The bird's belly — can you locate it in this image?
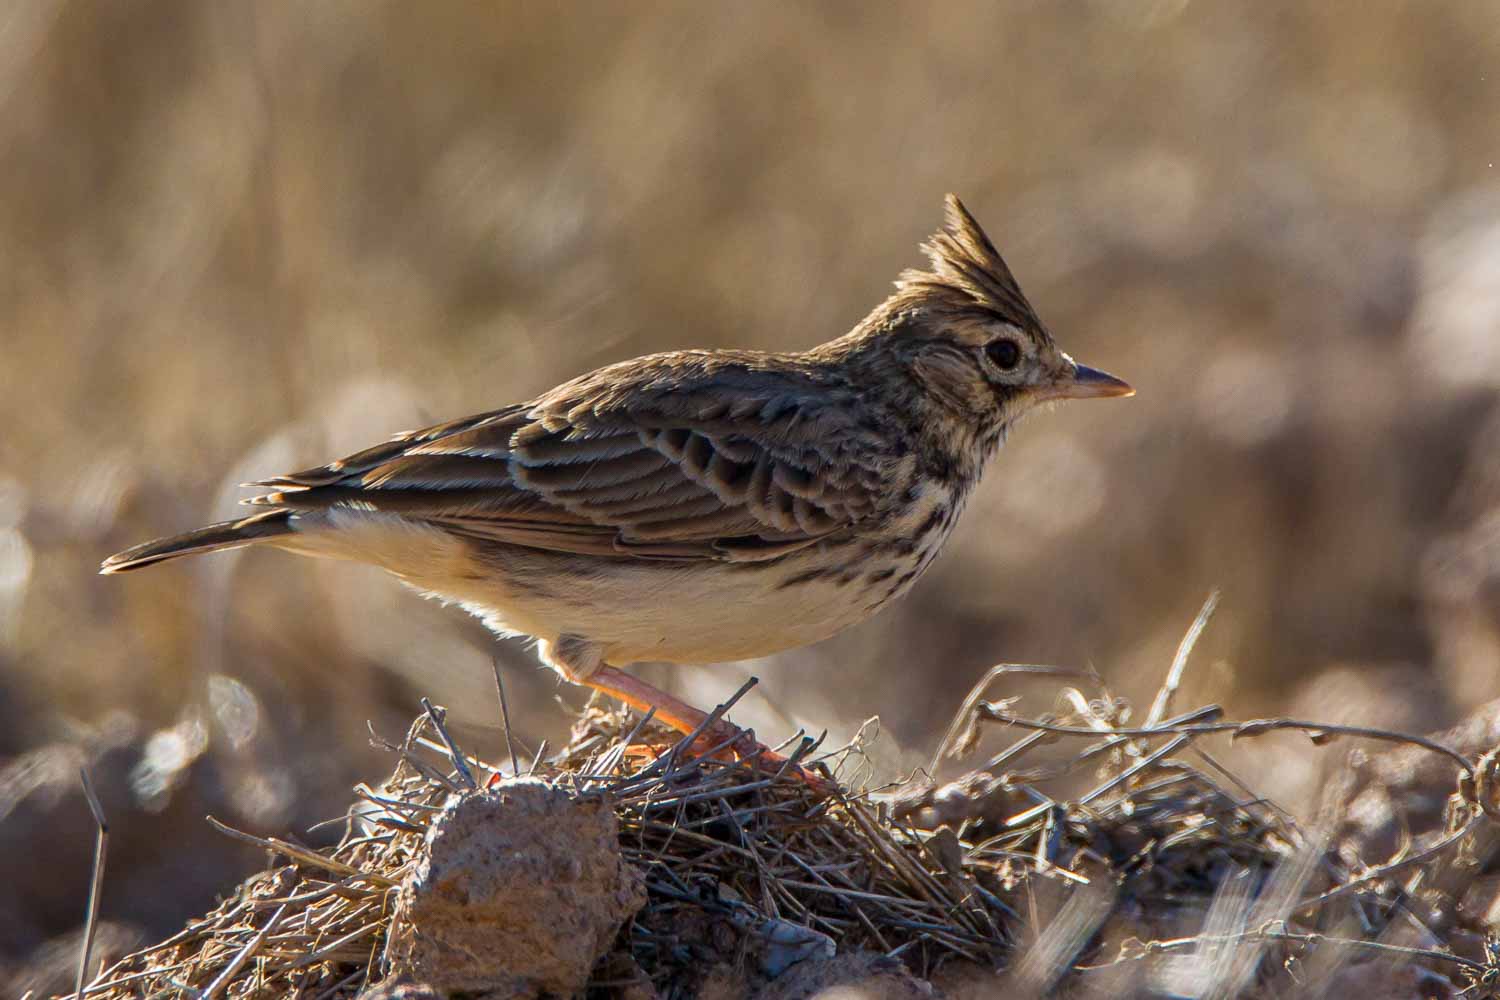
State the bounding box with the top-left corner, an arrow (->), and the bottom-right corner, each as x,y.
426,540 -> 927,667
283,497 -> 958,668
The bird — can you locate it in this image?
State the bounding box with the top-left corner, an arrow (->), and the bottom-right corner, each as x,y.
101,194 -> 1132,777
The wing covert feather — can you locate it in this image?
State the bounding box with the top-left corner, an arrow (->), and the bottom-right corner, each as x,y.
248,354 -> 899,561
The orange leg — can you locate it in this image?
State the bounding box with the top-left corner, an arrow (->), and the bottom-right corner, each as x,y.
585,665 -> 835,794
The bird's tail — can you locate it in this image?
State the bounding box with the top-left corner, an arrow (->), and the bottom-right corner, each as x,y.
100,509 -> 296,574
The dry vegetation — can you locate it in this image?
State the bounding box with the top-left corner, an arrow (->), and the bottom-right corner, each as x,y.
3,2 -> 1500,996
65,626 -> 1500,998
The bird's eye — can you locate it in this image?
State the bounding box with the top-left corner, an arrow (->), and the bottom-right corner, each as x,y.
985,338 -> 1021,371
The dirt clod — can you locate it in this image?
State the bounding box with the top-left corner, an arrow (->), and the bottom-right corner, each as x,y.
386,778 -> 645,998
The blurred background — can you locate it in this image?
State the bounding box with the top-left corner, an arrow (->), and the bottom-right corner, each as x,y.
2,0 -> 1499,985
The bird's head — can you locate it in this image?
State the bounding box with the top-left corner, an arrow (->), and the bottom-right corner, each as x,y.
853,194 -> 1132,440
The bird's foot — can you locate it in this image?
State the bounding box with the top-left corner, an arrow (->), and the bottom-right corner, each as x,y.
587,665 -> 837,796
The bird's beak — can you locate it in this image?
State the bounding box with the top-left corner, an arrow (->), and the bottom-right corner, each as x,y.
1043,363 -> 1135,401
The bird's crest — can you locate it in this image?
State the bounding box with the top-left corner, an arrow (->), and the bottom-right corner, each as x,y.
894,194 -> 1047,337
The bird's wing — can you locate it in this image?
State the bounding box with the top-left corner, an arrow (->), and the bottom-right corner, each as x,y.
248,354 -> 894,562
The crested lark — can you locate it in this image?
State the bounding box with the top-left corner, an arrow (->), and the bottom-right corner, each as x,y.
102,195 -> 1131,769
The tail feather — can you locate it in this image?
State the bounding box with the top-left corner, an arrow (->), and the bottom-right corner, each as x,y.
100,509 -> 296,574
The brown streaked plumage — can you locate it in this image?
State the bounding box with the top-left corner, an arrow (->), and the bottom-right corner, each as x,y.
101,195 -> 1132,778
